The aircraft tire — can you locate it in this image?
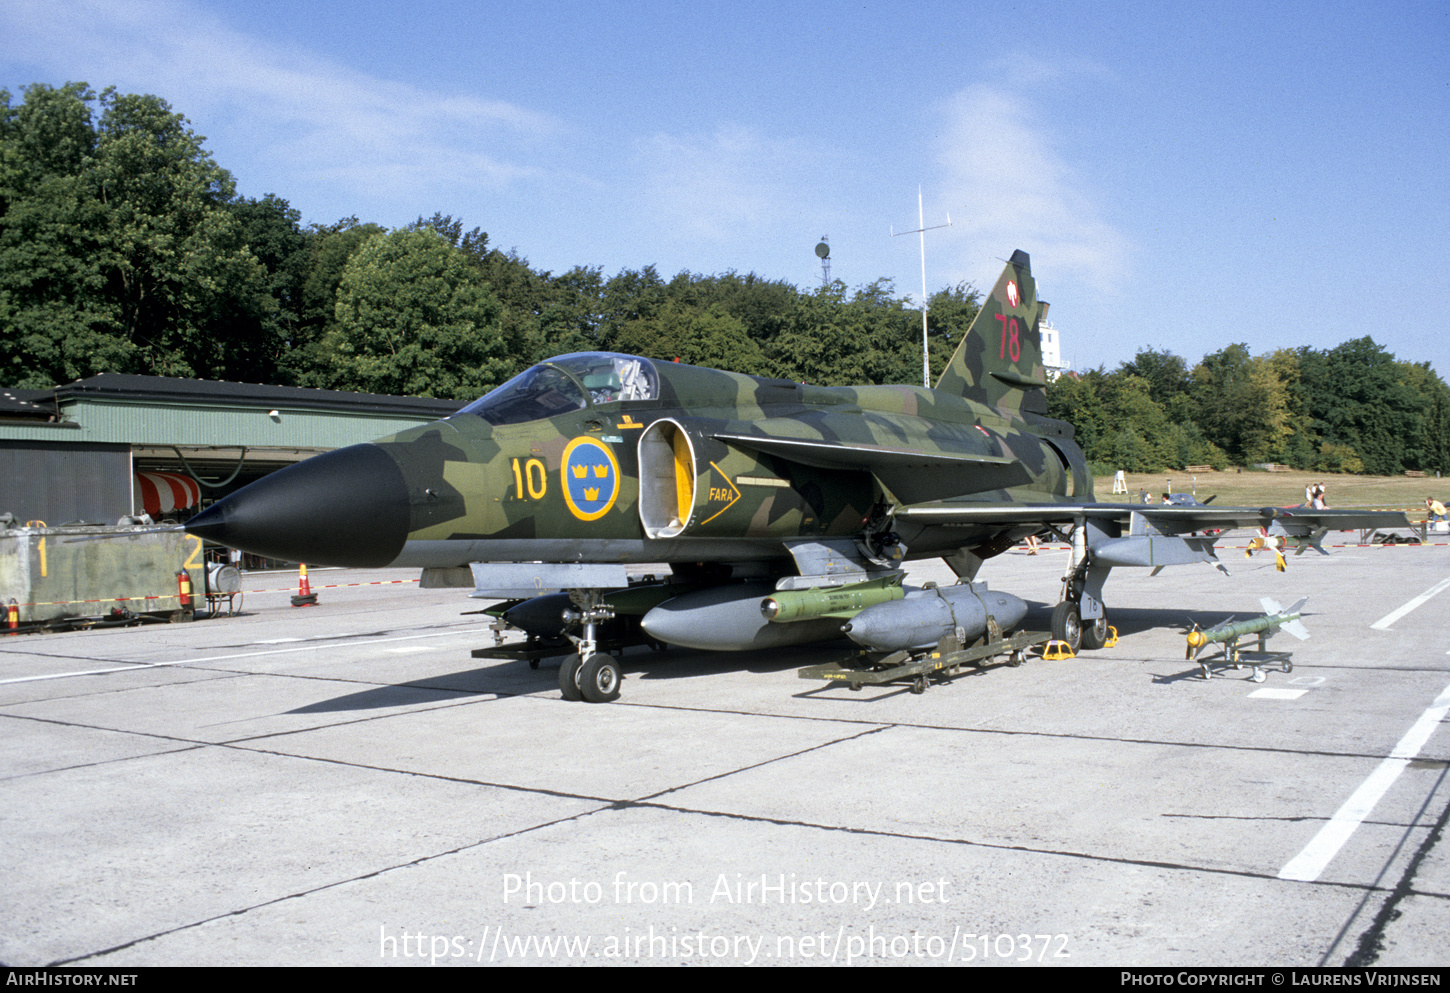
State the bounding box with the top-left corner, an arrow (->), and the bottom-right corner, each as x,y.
558,654 -> 584,701
579,654 -> 622,703
1051,602 -> 1082,654
1080,613 -> 1110,651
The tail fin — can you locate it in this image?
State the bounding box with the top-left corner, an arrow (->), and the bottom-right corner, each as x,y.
1261,596 -> 1311,641
935,249 -> 1048,414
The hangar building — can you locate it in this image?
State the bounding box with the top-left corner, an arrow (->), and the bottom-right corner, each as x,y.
0,375 -> 463,527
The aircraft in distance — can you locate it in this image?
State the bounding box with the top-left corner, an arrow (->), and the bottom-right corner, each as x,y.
186,250 -> 1408,702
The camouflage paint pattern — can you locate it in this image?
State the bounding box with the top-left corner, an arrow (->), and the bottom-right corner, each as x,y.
189,249 -> 1409,579
351,250 -> 1086,570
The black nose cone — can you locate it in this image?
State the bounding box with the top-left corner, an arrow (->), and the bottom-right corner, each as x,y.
187,444 -> 410,567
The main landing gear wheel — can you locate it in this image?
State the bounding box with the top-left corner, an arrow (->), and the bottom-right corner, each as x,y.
558,654 -> 584,701
579,653 -> 622,703
1080,613 -> 1110,651
1051,602 -> 1082,654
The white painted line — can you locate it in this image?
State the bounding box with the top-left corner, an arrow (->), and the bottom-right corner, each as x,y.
1371,576 -> 1450,630
1249,688 -> 1307,700
0,630 -> 473,685
1278,679 -> 1450,882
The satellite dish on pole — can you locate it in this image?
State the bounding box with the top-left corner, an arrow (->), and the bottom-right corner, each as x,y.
815,236 -> 831,286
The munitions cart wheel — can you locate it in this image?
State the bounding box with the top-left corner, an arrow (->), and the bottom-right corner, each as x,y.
558,653 -> 584,701
1251,669 -> 1266,683
849,682 -> 862,691
1080,613 -> 1110,651
1282,661 -> 1293,674
911,675 -> 927,694
579,653 -> 622,703
529,659 -> 540,669
1051,601 -> 1082,654
1008,651 -> 1023,667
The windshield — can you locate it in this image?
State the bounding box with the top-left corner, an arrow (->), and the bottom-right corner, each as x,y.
454,353 -> 658,426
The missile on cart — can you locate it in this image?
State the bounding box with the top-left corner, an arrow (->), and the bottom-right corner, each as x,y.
761,576 -> 905,623
1185,597 -> 1308,659
842,584 -> 1028,654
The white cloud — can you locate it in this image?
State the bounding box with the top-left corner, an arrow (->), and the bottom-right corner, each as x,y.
1,0 -> 560,201
634,124 -> 820,244
936,84 -> 1130,293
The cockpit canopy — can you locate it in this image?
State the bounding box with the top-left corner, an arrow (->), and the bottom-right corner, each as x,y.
453,353 -> 659,426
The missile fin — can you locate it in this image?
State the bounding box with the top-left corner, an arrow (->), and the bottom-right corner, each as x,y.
1280,619 -> 1310,641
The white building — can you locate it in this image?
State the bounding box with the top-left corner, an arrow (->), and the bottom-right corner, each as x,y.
1040,317 -> 1070,381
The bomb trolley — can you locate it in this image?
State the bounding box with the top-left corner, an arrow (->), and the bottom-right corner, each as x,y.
1191,642 -> 1295,684
1185,596 -> 1307,683
799,628 -> 1052,695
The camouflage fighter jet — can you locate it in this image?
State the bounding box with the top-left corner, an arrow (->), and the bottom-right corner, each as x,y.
186,250 -> 1408,701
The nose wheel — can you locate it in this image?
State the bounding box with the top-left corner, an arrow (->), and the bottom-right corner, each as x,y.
558,653 -> 584,701
557,652 -> 622,702
579,654 -> 622,702
556,589 -> 625,702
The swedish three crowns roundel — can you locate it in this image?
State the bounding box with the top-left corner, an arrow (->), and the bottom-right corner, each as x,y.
561,437 -> 621,521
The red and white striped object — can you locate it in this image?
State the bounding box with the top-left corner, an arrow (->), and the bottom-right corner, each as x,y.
133,472 -> 202,516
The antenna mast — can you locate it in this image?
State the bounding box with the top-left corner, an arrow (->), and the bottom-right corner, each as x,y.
891,187 -> 952,388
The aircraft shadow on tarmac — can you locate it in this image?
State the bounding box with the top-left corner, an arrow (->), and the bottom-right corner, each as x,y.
1021,601 -> 1262,638
287,602 -> 1299,713
286,680 -> 493,714
285,640 -> 845,713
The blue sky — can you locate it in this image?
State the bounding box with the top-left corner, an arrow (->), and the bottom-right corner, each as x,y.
4,0 -> 1447,378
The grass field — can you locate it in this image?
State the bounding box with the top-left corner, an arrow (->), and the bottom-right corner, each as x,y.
1097,468 -> 1445,517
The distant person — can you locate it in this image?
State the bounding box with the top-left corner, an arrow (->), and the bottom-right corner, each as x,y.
1024,535 -> 1039,555
1311,483 -> 1327,509
1161,493 -> 1172,504
1428,497 -> 1447,522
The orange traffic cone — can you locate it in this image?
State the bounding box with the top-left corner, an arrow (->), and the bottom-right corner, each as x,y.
291,563 -> 318,607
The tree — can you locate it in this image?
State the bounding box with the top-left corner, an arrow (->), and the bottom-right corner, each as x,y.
766,279 -> 921,386
1047,370 -> 1108,464
1400,361 -> 1450,474
275,215 -> 385,387
1190,344 -> 1293,464
0,83 -> 271,386
326,227 -> 511,399
927,282 -> 981,383
1303,338 -> 1420,476
1120,348 -> 1192,423
0,83 -> 120,386
90,88 -> 269,379
610,302 -> 767,373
